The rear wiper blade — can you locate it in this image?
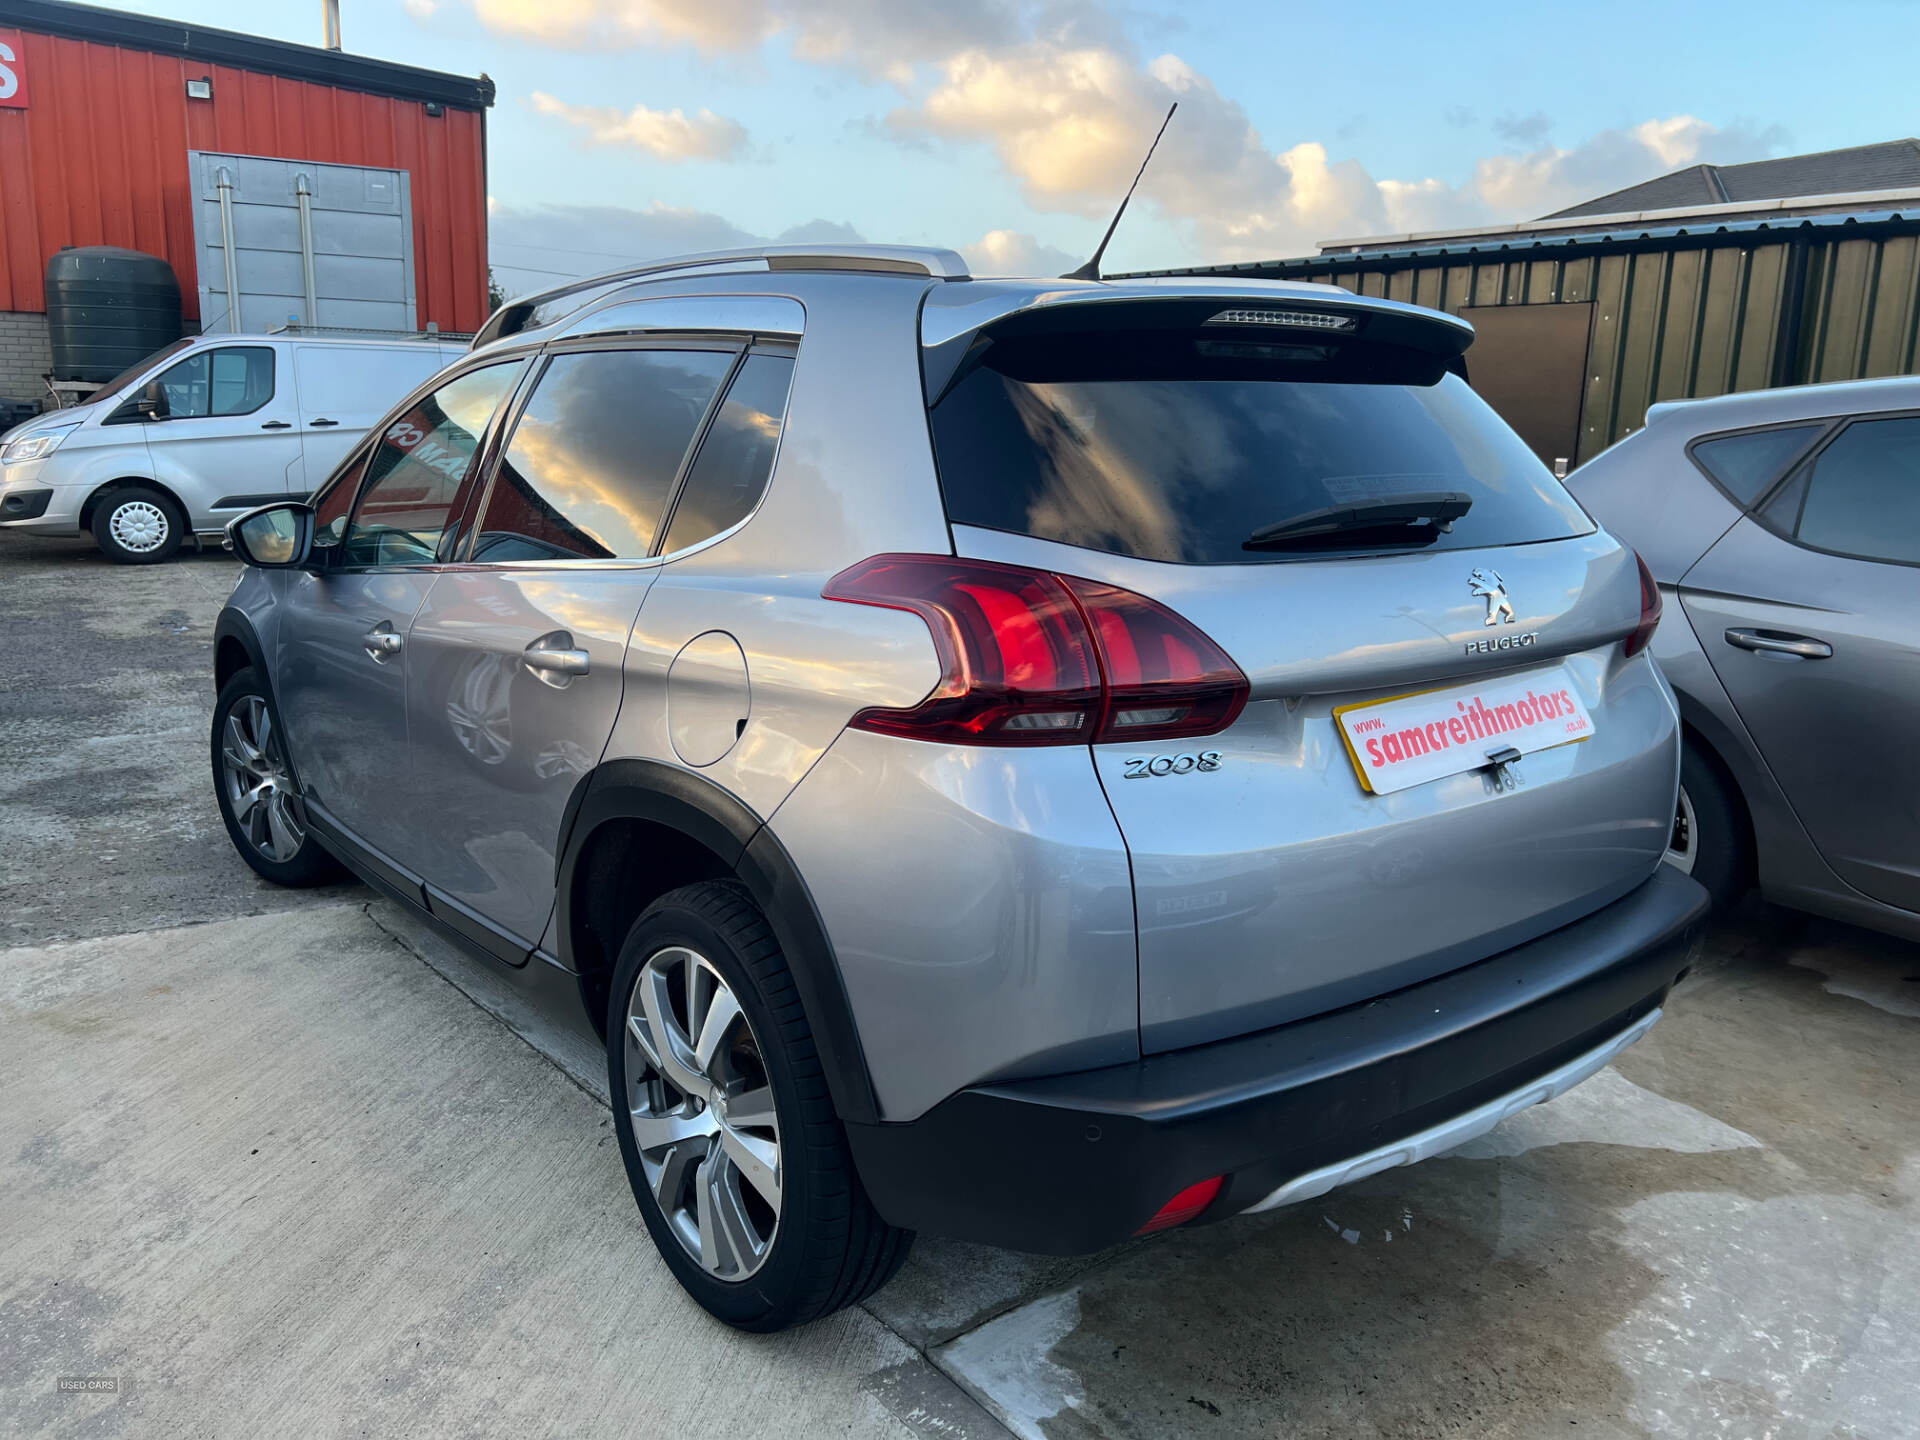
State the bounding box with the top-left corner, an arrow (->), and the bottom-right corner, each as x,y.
1243,491 -> 1473,549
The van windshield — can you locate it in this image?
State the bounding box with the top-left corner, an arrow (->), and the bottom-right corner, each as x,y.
928,329 -> 1593,564
95,338 -> 195,401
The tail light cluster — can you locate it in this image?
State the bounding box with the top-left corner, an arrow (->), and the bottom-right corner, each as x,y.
823,554 -> 1249,747
1624,550 -> 1663,657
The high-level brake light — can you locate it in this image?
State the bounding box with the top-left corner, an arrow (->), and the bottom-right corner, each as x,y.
823,555 -> 1249,747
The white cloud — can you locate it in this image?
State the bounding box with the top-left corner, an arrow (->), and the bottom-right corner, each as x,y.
530,92 -> 748,162
962,229 -> 1078,276
470,0 -> 1017,77
404,0 -> 438,17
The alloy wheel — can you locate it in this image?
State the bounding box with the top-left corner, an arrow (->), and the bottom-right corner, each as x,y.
220,695 -> 306,862
108,499 -> 170,554
1664,783 -> 1698,875
624,946 -> 782,1280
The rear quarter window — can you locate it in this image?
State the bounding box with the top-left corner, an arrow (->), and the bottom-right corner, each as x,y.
928,329 -> 1592,564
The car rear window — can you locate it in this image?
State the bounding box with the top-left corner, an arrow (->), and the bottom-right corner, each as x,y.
1690,424 -> 1824,505
927,329 -> 1593,564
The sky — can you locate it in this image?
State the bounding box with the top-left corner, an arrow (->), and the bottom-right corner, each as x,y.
114,0 -> 1920,298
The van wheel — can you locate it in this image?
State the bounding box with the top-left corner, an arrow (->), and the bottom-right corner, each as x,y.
212,668 -> 343,887
92,485 -> 185,564
607,881 -> 912,1331
1663,737 -> 1751,911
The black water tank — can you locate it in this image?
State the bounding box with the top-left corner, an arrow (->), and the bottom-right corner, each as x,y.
45,246 -> 184,383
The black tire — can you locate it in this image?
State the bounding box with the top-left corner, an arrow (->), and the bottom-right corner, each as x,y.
607,880 -> 912,1331
211,667 -> 343,887
91,485 -> 186,564
1668,736 -> 1752,911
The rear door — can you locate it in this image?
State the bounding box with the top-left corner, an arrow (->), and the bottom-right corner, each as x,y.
1679,413 -> 1920,913
401,341 -> 741,953
292,343 -> 449,491
928,307 -> 1673,1051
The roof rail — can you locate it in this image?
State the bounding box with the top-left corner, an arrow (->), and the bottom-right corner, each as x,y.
473,244 -> 969,349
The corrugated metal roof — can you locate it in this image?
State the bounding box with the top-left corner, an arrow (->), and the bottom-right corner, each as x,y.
1118,206 -> 1920,279
1547,138 -> 1920,218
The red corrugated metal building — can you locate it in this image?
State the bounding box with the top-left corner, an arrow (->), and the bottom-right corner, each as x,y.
0,0 -> 491,402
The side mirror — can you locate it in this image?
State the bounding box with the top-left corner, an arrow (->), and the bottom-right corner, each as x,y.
135,382 -> 170,420
227,502 -> 314,569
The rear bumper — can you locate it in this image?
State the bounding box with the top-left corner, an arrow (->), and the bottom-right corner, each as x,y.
845,863 -> 1708,1254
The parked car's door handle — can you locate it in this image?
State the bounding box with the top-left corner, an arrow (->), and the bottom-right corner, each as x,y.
523,643 -> 590,680
309,418 -> 340,427
363,624 -> 403,661
261,420 -> 292,430
1725,627 -> 1832,659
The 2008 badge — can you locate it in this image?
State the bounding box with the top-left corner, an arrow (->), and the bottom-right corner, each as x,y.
1122,750 -> 1222,779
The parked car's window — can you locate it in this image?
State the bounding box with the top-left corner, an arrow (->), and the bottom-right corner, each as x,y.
470,349 -> 734,561
928,329 -> 1592,563
661,353 -> 794,554
341,363 -> 523,567
310,449 -> 369,547
150,346 -> 275,419
1691,425 -> 1824,505
1790,415 -> 1920,565
97,338 -> 193,401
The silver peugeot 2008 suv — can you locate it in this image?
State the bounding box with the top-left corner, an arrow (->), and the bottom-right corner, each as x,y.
210,245 -> 1708,1331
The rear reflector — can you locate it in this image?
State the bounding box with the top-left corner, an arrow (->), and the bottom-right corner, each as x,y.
824,554 -> 1248,746
1136,1175 -> 1225,1234
1624,550 -> 1662,657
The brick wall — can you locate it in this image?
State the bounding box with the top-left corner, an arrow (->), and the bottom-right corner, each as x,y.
0,311 -> 52,408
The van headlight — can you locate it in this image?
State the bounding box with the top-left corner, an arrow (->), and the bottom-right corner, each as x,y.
1,426 -> 76,464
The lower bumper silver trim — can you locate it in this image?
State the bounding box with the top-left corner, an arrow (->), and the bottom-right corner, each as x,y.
1241,1006 -> 1663,1214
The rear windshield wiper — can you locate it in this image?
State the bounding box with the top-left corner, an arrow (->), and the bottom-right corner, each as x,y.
1243,491 -> 1473,550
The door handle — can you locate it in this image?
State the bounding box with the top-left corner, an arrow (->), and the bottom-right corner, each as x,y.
363,624 -> 403,662
309,418 -> 340,428
1725,627 -> 1832,659
261,420 -> 292,430
523,644 -> 590,680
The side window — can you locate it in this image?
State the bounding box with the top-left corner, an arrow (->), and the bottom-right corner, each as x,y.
470,348 -> 734,562
309,448 -> 369,549
1691,424 -> 1824,506
152,346 -> 275,419
661,352 -> 795,554
341,363 -> 523,567
1789,415 -> 1920,565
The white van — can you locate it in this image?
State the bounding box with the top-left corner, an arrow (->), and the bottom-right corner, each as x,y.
0,331 -> 466,562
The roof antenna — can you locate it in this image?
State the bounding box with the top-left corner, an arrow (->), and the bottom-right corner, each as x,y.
1062,102 -> 1177,281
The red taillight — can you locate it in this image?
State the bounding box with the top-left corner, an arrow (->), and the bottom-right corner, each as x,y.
1136,1175 -> 1225,1234
1624,550 -> 1662,657
824,554 -> 1249,747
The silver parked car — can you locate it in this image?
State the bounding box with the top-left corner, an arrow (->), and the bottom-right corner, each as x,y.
210,245 -> 1706,1330
1570,377 -> 1920,941
0,331 -> 464,562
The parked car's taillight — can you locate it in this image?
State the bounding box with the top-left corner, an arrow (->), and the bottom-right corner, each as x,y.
1624,550 -> 1662,657
824,554 -> 1249,746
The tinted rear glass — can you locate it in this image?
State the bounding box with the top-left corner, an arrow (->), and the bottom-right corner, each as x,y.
928,332 -> 1592,564
1690,424 -> 1823,504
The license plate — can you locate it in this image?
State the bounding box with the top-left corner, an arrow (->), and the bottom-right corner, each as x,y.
1334,665 -> 1594,795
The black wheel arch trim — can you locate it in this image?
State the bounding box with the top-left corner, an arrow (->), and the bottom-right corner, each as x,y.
555,758 -> 881,1127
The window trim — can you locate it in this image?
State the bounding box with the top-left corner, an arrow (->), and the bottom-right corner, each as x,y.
453,335 -> 769,569
1744,408 -> 1920,570
324,356 -> 532,573
1680,415 -> 1838,512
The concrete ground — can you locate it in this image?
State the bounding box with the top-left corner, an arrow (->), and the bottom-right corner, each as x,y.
2,529 -> 1916,1439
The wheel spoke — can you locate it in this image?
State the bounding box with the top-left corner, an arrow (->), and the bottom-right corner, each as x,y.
253,703 -> 275,763
265,793 -> 301,858
630,1108 -> 716,1154
639,965 -> 708,1098
725,1086 -> 775,1128
651,1136 -> 707,1211
626,1011 -> 665,1076
711,1155 -> 765,1271
223,714 -> 260,772
715,1120 -> 781,1212
693,986 -> 742,1078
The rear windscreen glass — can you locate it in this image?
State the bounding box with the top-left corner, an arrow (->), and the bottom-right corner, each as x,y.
928,331 -> 1593,564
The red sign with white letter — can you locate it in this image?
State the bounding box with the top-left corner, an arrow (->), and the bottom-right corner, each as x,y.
0,30 -> 27,109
